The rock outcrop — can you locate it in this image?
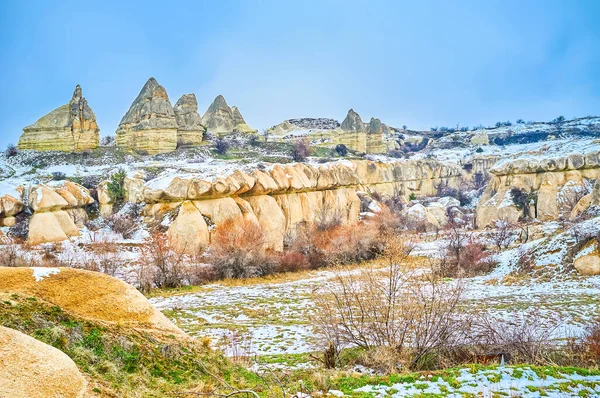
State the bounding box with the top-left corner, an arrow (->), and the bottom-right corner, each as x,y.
26,182 -> 94,245
340,109 -> 366,132
0,183 -> 25,227
0,267 -> 184,335
267,110 -> 388,154
475,152 -> 600,228
174,94 -> 204,147
18,85 -> 99,152
201,95 -> 255,135
574,239 -> 600,276
0,325 -> 87,398
137,159 -> 461,254
116,77 -> 178,154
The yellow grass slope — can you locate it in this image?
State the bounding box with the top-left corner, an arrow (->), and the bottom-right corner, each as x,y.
0,267 -> 184,336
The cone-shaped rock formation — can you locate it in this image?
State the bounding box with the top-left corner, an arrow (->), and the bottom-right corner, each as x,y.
18,85 -> 100,152
116,77 -> 178,154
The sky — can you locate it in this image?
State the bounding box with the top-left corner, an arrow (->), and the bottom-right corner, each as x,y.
1,0 -> 599,147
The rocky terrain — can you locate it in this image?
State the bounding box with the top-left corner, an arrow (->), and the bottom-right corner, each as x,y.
2,103 -> 600,396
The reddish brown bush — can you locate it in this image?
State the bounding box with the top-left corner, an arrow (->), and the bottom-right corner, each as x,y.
277,252 -> 310,273
584,323 -> 600,360
210,218 -> 275,279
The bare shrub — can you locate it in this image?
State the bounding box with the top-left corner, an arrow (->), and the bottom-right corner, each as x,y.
141,232 -> 187,289
0,238 -> 26,267
583,322 -> 600,360
210,218 -> 275,279
5,143 -> 18,157
276,252 -> 310,273
470,311 -> 562,365
491,218 -> 517,250
85,241 -> 122,276
313,236 -> 466,370
436,224 -> 495,277
291,139 -> 311,162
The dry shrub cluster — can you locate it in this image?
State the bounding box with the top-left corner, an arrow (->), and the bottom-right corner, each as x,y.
314,236 -> 467,371
434,222 -> 496,278
314,240 -> 600,372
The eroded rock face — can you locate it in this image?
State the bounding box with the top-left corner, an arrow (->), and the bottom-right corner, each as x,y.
116,77 -> 178,154
140,159 -> 462,252
201,95 -> 255,135
0,325 -> 87,398
174,93 -> 204,147
475,152 -> 600,228
18,85 -> 99,152
26,182 -> 94,245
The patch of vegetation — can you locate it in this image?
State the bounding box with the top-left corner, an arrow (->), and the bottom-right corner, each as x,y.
0,293 -> 259,397
107,168 -> 127,203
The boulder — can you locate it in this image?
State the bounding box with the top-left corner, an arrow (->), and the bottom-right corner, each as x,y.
470,133 -> 489,145
27,211 -> 79,245
193,197 -> 243,226
0,267 -> 184,335
570,194 -> 592,220
18,84 -> 99,152
116,77 -> 178,154
168,201 -> 209,254
0,184 -> 25,217
29,185 -> 68,212
174,93 -> 204,147
574,240 -> 600,276
0,326 -> 87,398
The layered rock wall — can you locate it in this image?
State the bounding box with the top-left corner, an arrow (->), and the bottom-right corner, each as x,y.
133,159 -> 462,253
475,152 -> 600,228
116,77 -> 178,154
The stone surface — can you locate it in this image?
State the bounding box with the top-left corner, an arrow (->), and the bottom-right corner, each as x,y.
574,240 -> 600,276
0,325 -> 87,398
201,95 -> 255,135
18,85 -> 99,152
168,201 -> 209,255
0,267 -> 184,335
116,77 -> 178,154
174,93 -> 204,147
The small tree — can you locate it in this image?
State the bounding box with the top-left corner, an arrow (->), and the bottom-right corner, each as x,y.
214,138 -> 230,155
492,218 -> 516,250
334,144 -> 348,157
291,139 -> 310,162
107,169 -> 127,203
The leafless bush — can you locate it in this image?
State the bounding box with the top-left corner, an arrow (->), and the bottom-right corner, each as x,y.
491,218 -> 517,250
315,201 -> 342,231
435,224 -> 495,277
0,238 -> 27,267
313,236 -> 466,370
140,232 -> 188,289
85,241 -> 122,276
108,213 -> 138,239
210,218 -> 275,279
470,311 -> 562,365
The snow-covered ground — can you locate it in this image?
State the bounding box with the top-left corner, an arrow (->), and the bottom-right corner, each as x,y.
355,366 -> 600,397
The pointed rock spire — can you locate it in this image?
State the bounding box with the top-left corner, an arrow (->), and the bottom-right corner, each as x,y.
116,77 -> 178,154
340,109 -> 366,132
201,95 -> 255,135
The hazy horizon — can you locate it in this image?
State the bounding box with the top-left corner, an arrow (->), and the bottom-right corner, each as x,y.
1,0 -> 599,147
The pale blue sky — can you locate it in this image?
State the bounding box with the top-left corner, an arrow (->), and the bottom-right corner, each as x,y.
1,0 -> 599,146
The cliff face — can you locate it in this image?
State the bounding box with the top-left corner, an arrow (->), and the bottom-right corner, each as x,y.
475,152 -> 600,228
114,159 -> 461,254
116,78 -> 178,154
18,85 -> 100,152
